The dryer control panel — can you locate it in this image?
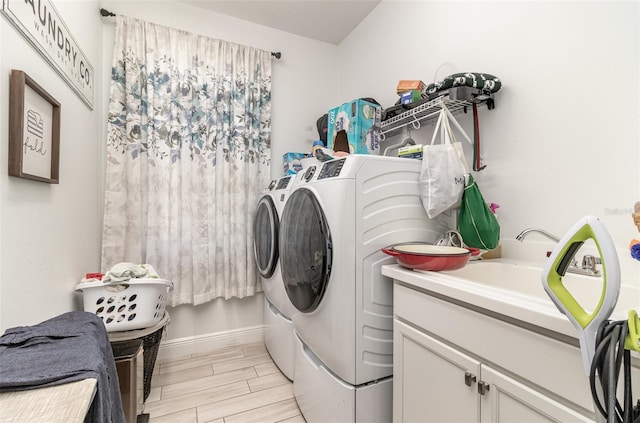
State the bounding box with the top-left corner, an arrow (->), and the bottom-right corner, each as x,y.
275,176 -> 292,189
318,158 -> 346,180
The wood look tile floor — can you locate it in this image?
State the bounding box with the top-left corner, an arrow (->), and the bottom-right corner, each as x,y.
144,342 -> 305,423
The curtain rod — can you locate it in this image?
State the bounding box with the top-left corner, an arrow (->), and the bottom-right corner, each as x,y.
99,8 -> 282,60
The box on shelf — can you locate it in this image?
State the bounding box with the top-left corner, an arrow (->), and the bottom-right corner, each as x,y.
400,90 -> 422,105
283,152 -> 311,175
398,144 -> 423,159
327,98 -> 381,155
396,80 -> 426,94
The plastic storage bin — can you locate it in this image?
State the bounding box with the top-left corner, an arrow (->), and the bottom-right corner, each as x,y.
75,278 -> 173,332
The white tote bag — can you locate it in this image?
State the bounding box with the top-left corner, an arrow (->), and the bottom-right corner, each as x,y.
419,108 -> 469,219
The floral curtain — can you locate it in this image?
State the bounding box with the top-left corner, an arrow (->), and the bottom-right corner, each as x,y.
102,16 -> 272,306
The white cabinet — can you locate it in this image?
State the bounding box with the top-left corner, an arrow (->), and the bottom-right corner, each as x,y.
394,319 -> 480,422
394,319 -> 592,423
392,281 -> 595,423
480,365 -> 591,422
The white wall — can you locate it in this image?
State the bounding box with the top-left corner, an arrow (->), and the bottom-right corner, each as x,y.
99,0 -> 340,341
0,1 -> 103,331
338,1 -> 639,255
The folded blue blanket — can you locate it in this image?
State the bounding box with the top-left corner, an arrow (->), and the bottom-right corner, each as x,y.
0,311 -> 125,423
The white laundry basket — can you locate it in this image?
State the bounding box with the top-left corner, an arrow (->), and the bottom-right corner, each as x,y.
75,278 -> 173,332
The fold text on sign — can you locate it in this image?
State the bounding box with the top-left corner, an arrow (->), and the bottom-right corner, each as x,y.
2,0 -> 94,109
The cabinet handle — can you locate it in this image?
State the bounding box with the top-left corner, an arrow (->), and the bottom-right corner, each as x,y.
477,381 -> 490,395
464,372 -> 476,386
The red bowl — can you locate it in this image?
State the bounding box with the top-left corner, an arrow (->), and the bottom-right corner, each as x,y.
382,243 -> 480,271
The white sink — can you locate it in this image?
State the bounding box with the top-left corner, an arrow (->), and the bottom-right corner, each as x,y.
438,259 -> 639,319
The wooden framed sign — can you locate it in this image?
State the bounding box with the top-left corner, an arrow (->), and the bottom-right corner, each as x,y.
1,0 -> 94,109
9,70 -> 61,184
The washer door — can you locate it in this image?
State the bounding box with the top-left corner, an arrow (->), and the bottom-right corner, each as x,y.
253,195 -> 279,278
280,188 -> 332,313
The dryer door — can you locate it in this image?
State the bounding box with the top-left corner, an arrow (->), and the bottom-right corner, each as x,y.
280,188 -> 332,313
253,195 -> 279,278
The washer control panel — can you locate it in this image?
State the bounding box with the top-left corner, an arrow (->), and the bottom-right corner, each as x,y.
318,158 -> 346,180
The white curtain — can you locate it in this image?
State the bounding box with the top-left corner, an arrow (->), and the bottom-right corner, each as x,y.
102,16 -> 272,306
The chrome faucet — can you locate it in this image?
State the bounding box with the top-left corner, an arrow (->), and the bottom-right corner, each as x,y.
515,228 -> 560,243
579,255 -> 601,276
516,227 -> 601,276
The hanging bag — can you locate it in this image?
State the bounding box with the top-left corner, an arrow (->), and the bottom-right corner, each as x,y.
419,108 -> 469,219
458,174 -> 500,249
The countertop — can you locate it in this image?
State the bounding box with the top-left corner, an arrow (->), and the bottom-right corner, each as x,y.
384,237 -> 640,356
382,262 -> 626,344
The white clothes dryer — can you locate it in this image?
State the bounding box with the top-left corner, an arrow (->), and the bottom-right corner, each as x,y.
253,175 -> 295,380
279,155 -> 450,422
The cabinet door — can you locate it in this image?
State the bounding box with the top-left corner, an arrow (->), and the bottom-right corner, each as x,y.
480,365 -> 593,423
394,319 -> 481,423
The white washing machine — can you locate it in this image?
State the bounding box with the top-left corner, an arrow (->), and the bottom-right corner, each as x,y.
279,155 -> 451,422
253,175 -> 295,380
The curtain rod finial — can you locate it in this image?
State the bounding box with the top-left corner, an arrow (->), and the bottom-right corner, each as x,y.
100,8 -> 116,17
271,51 -> 281,60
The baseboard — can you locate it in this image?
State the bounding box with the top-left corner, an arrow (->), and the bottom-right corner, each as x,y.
157,325 -> 265,360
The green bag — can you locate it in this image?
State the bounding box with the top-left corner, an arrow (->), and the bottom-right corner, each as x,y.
458,175 -> 500,250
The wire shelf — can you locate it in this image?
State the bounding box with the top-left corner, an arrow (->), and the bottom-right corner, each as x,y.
380,95 -> 485,141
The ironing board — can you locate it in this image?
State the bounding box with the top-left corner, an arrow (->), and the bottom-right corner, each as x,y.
0,378 -> 97,422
